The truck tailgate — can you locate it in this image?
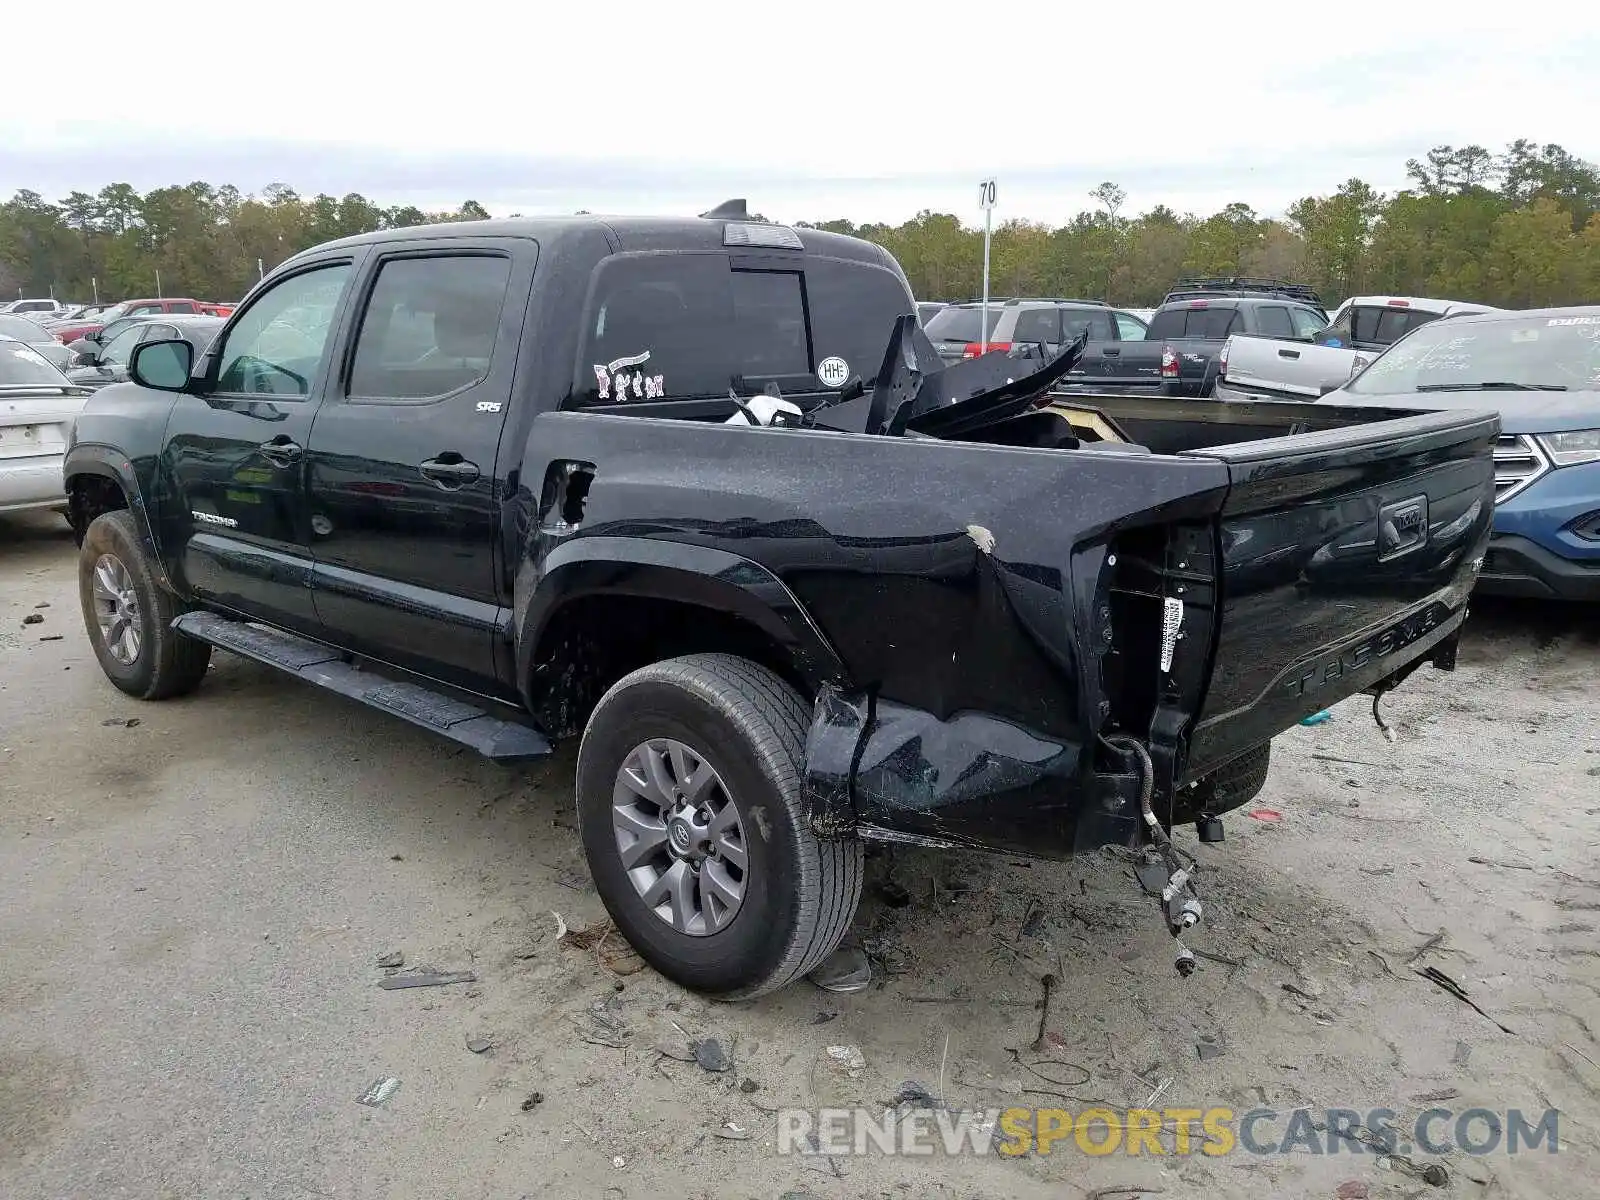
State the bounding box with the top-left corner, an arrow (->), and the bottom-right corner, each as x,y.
1062,341 -> 1166,392
1180,407 -> 1498,778
1222,335 -> 1359,400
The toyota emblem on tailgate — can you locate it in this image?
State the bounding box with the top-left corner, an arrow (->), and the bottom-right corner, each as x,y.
1377,495 -> 1429,562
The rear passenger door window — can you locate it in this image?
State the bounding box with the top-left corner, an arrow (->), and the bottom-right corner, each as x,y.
347,254 -> 513,402
1256,306 -> 1293,338
1114,313 -> 1147,340
1289,307 -> 1326,339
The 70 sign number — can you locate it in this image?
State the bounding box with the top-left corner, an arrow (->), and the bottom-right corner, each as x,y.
978,178 -> 997,210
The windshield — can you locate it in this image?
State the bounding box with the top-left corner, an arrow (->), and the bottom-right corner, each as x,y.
0,339 -> 72,387
1347,313 -> 1600,395
923,306 -> 1003,343
0,315 -> 48,342
94,303 -> 130,324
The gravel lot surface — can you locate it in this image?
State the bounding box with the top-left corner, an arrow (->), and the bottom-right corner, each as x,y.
3,508 -> 1597,1199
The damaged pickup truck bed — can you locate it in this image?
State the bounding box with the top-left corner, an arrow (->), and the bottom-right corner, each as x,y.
63,208 -> 1498,998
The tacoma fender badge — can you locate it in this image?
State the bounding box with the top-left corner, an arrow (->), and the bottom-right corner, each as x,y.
191,510 -> 237,528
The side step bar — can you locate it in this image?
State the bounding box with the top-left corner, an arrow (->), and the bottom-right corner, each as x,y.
172,611 -> 552,763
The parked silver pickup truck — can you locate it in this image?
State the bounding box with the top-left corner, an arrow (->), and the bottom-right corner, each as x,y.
1214,295 -> 1498,402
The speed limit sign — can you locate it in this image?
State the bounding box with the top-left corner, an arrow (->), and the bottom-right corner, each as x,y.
978,178 -> 997,210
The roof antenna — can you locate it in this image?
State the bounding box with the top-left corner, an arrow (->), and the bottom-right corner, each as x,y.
699,199 -> 749,220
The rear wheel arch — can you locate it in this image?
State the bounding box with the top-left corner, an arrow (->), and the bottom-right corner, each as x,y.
519,549 -> 847,740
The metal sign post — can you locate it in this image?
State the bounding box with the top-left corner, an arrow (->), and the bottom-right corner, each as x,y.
978,177 -> 997,354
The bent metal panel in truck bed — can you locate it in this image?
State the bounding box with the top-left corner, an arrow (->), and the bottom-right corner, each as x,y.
61,208 -> 1499,998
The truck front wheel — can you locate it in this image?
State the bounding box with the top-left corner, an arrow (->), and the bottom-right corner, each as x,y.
78,511 -> 211,700
575,654 -> 862,999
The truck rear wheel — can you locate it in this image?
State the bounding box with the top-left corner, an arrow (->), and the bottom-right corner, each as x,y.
575,654 -> 862,999
78,510 -> 211,700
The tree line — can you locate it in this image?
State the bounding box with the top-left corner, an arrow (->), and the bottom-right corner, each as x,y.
2,140 -> 1598,310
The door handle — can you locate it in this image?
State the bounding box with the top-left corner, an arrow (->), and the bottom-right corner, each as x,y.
1103,348 -> 1121,357
259,436 -> 303,465
420,455 -> 481,489
1278,348 -> 1301,359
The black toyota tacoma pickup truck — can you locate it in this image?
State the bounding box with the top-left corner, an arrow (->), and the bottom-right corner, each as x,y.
63,208 -> 1496,998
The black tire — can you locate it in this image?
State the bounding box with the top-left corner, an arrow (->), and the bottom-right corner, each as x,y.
1183,741 -> 1272,817
575,653 -> 862,1000
78,510 -> 211,700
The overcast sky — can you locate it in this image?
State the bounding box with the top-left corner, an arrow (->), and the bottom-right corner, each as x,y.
5,4 -> 1595,228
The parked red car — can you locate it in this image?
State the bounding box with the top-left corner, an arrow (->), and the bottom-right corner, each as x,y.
52,297 -> 208,345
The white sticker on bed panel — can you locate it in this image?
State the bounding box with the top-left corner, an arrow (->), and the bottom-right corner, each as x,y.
817,357 -> 850,388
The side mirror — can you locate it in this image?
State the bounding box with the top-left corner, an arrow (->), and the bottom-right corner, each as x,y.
130,338 -> 194,392
68,338 -> 98,364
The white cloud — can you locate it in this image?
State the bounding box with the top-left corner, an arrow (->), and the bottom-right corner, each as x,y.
5,1 -> 1596,225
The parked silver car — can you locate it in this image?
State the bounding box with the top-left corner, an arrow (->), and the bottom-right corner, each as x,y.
0,338 -> 91,517
0,314 -> 75,371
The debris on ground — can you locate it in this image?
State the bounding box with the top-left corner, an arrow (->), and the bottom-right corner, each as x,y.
1409,1087 -> 1459,1102
1335,1184 -> 1370,1200
356,1077 -> 401,1107
825,1045 -> 867,1079
1248,809 -> 1283,822
809,946 -> 873,993
610,1155 -> 626,1169
1299,710 -> 1332,726
1379,1155 -> 1449,1187
692,1038 -> 732,1072
465,1035 -> 493,1054
1196,1035 -> 1226,1062
520,1092 -> 544,1111
861,935 -> 909,976
656,1038 -> 695,1062
1415,967 -> 1515,1034
561,919 -> 612,950
1030,973 -> 1058,1053
890,1080 -> 937,1109
100,717 -> 140,728
558,918 -> 648,976
376,950 -> 404,969
1020,904 -> 1046,938
38,634 -> 63,642
739,1078 -> 760,1093
22,613 -> 43,625
809,1011 -> 838,1025
377,969 -> 477,990
1452,1041 -> 1472,1066
714,1121 -> 752,1140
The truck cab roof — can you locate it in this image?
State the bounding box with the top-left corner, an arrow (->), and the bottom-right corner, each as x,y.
302,213 -> 898,271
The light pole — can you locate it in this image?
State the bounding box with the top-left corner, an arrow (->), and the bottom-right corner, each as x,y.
978,178 -> 997,354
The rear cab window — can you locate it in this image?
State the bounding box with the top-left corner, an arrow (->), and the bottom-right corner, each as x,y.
1351,305 -> 1440,347
572,251 -> 913,406
1147,305 -> 1238,340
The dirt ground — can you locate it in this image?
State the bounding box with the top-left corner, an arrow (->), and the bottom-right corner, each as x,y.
2,507 -> 1597,1200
